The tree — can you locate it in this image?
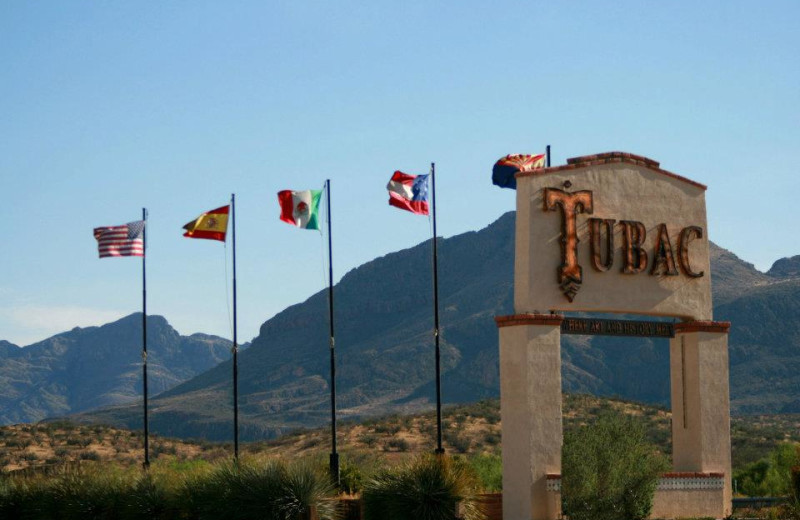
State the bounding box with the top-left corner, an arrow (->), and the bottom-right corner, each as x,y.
735,443 -> 800,497
561,410 -> 668,520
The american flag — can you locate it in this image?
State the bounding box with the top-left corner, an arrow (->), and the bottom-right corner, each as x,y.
93,220 -> 145,258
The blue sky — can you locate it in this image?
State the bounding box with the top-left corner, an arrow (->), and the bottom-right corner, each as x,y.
1,1 -> 798,346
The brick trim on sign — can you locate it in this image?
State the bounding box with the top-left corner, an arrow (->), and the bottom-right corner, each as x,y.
495,314 -> 565,328
544,472 -> 724,479
674,321 -> 731,334
662,472 -> 725,478
515,151 -> 707,191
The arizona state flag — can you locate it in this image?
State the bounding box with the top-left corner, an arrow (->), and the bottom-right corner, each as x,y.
183,205 -> 229,241
492,153 -> 546,189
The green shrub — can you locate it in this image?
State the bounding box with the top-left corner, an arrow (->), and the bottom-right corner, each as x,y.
735,443 -> 800,497
561,411 -> 668,520
362,454 -> 485,520
340,458 -> 364,495
469,454 -> 502,492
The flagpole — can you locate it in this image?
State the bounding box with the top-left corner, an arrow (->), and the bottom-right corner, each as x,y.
431,163 -> 444,455
142,207 -> 150,469
326,179 -> 339,484
232,194 -> 239,460
546,144 -> 551,167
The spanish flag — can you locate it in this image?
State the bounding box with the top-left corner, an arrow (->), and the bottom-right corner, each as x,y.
183,205 -> 229,241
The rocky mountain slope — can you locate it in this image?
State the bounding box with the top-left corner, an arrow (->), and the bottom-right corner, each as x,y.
76,212 -> 800,440
0,314 -> 232,424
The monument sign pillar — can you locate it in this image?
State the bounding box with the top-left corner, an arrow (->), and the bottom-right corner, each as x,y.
496,152 -> 732,519
497,314 -> 564,520
662,321 -> 732,518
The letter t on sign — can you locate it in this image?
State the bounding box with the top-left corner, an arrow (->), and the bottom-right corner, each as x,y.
543,188 -> 594,301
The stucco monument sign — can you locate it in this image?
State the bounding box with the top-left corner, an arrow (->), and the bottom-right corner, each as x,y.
496,152 -> 732,519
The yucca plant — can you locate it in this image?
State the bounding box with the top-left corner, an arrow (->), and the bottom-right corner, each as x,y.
0,475 -> 42,520
31,466 -> 132,520
121,471 -> 178,520
362,454 -> 485,520
278,462 -> 339,519
187,458 -> 339,520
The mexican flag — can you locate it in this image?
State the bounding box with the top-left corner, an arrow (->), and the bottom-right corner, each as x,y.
278,189 -> 321,230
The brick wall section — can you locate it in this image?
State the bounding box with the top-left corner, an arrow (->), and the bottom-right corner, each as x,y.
674,321 -> 731,334
477,493 -> 503,520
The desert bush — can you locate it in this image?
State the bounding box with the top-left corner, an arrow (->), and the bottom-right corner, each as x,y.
362,454 -> 485,520
80,450 -> 101,461
360,433 -> 378,447
483,431 -> 500,446
444,431 -> 471,454
561,410 -> 668,520
5,439 -> 31,450
385,437 -> 410,452
374,423 -> 402,435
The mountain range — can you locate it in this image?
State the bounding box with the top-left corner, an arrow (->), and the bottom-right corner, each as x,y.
51,211 -> 799,441
0,314 -> 232,424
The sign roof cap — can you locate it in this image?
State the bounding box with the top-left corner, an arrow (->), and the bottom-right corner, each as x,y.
566,151 -> 660,168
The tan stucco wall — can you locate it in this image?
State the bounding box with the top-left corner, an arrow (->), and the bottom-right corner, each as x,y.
651,488 -> 726,519
549,486 -> 726,519
499,322 -> 563,520
670,330 -> 733,516
515,163 -> 712,319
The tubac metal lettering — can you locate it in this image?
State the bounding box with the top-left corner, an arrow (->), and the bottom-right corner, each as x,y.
651,223 -> 679,276
543,188 -> 594,301
620,220 -> 648,274
589,218 -> 615,272
679,226 -> 704,277
544,187 -> 705,302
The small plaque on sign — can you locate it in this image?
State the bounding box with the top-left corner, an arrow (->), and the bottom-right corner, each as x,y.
560,317 -> 675,338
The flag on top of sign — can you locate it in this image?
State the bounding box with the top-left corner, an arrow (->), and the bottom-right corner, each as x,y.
492,153 -> 546,190
183,205 -> 230,241
387,171 -> 429,215
94,220 -> 145,258
278,189 -> 322,230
